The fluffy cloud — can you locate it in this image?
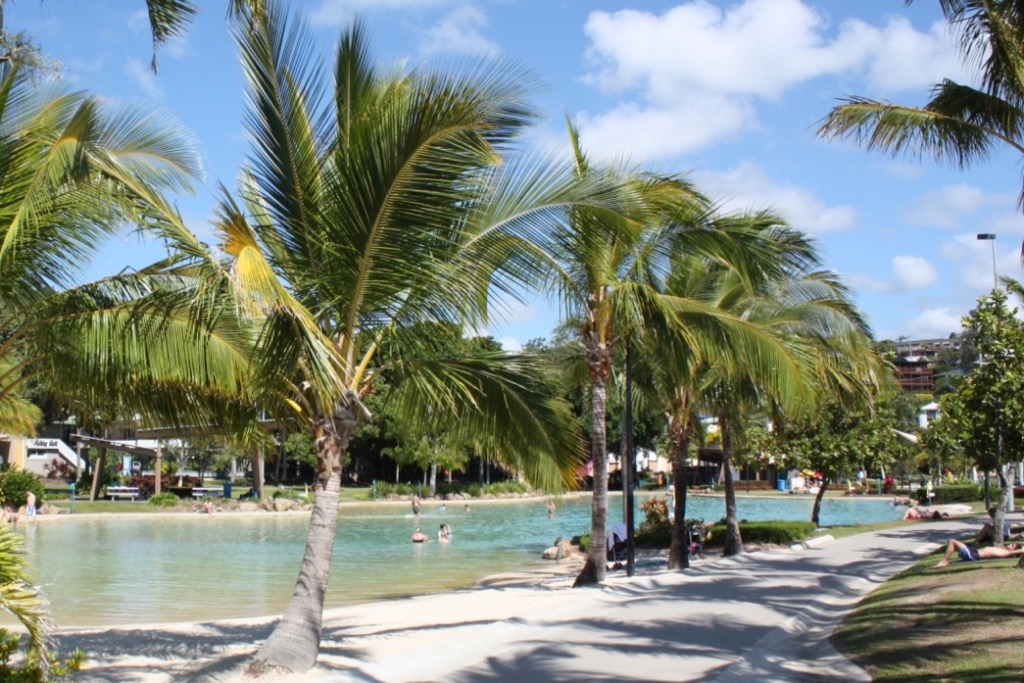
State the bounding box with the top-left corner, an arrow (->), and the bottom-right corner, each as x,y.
695,162 -> 858,234
892,255 -> 939,289
578,0 -> 961,159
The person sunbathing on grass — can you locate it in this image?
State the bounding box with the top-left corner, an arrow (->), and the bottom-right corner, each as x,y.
935,539 -> 1024,567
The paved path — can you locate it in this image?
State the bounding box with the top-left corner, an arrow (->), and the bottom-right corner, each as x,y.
324,515 -> 993,682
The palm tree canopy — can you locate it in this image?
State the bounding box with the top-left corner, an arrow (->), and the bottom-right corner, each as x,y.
821,0 -> 1024,208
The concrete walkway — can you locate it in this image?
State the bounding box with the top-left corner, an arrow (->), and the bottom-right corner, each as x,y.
323,515 -> 993,682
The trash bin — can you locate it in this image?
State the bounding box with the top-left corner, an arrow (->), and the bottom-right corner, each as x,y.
223,481 -> 233,499
777,479 -> 786,492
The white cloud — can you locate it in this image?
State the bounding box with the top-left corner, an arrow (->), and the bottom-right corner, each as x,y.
905,307 -> 964,338
695,162 -> 858,234
578,96 -> 754,162
125,58 -> 162,98
904,184 -> 1012,228
420,5 -> 499,56
577,1 -> 961,158
892,255 -> 939,289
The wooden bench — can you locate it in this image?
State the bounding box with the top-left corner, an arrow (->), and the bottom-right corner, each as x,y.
191,487 -> 224,499
107,486 -> 141,501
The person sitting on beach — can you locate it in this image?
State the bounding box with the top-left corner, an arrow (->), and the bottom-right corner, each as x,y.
411,527 -> 428,543
975,507 -> 1012,545
935,539 -> 1024,567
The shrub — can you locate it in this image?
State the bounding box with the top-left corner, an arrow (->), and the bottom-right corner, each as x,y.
914,484 -> 982,504
147,493 -> 180,507
0,468 -> 44,509
704,520 -> 817,546
0,630 -> 85,682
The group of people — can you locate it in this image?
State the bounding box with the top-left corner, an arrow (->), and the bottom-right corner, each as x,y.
410,523 -> 454,544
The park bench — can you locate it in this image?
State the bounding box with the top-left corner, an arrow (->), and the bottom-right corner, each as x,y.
191,487 -> 224,499
106,486 -> 141,501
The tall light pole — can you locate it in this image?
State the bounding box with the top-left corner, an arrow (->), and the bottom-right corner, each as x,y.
977,233 -> 997,289
976,233 -> 998,509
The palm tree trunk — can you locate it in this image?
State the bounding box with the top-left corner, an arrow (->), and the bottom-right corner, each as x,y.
667,415 -> 692,570
251,465 -> 341,673
721,418 -> 743,557
575,338 -> 612,586
252,397 -> 363,674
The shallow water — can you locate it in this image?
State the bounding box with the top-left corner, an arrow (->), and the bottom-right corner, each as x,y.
15,492 -> 904,627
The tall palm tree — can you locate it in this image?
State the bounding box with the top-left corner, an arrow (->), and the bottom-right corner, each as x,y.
537,121 -> 721,586
218,5 -> 618,673
818,0 -> 1024,209
703,262 -> 882,556
652,218 -> 822,568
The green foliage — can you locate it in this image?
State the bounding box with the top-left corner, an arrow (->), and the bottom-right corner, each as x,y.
939,291 -> 1024,473
271,488 -> 310,503
147,493 -> 180,507
373,482 -> 417,498
0,468 -> 44,509
283,432 -> 317,469
704,520 -> 817,546
0,630 -> 85,682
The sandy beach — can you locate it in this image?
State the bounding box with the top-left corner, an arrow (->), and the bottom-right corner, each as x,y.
42,511 -> 997,683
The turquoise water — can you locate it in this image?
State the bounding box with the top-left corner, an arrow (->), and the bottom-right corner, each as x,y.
15,493 -> 904,627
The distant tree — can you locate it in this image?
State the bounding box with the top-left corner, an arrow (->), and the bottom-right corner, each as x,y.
938,290 -> 1024,540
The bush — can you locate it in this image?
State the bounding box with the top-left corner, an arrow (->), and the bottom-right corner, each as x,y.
913,484 -> 982,504
704,520 -> 817,546
147,493 -> 180,507
0,630 -> 85,682
0,468 -> 44,509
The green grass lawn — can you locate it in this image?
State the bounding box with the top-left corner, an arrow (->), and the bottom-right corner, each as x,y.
832,539 -> 1024,682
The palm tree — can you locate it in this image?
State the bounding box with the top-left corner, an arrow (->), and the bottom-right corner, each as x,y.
535,120 -> 722,586
0,522 -> 51,670
0,58 -> 245,449
216,5 -> 618,673
703,263 -> 883,555
818,0 -> 1024,209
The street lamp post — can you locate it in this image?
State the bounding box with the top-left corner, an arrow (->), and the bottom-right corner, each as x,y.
976,233 -> 998,509
977,233 -> 997,289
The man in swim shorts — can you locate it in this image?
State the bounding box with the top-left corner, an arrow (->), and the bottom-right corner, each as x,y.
935,538 -> 1024,567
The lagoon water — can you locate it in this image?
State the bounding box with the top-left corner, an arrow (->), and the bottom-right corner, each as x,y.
17,492 -> 905,627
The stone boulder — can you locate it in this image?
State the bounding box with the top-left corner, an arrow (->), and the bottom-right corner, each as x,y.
541,536 -> 574,560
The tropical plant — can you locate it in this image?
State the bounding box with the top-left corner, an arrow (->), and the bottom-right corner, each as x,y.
217,4 -> 621,673
818,0 -> 1024,210
0,522 -> 52,676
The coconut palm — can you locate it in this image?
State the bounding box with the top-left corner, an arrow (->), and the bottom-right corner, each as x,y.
702,261 -> 884,556
0,57 -> 252,448
818,0 -> 1024,209
650,219 -> 824,568
216,5 -> 620,673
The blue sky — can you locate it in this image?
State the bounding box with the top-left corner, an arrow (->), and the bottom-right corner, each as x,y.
9,0 -> 1024,348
